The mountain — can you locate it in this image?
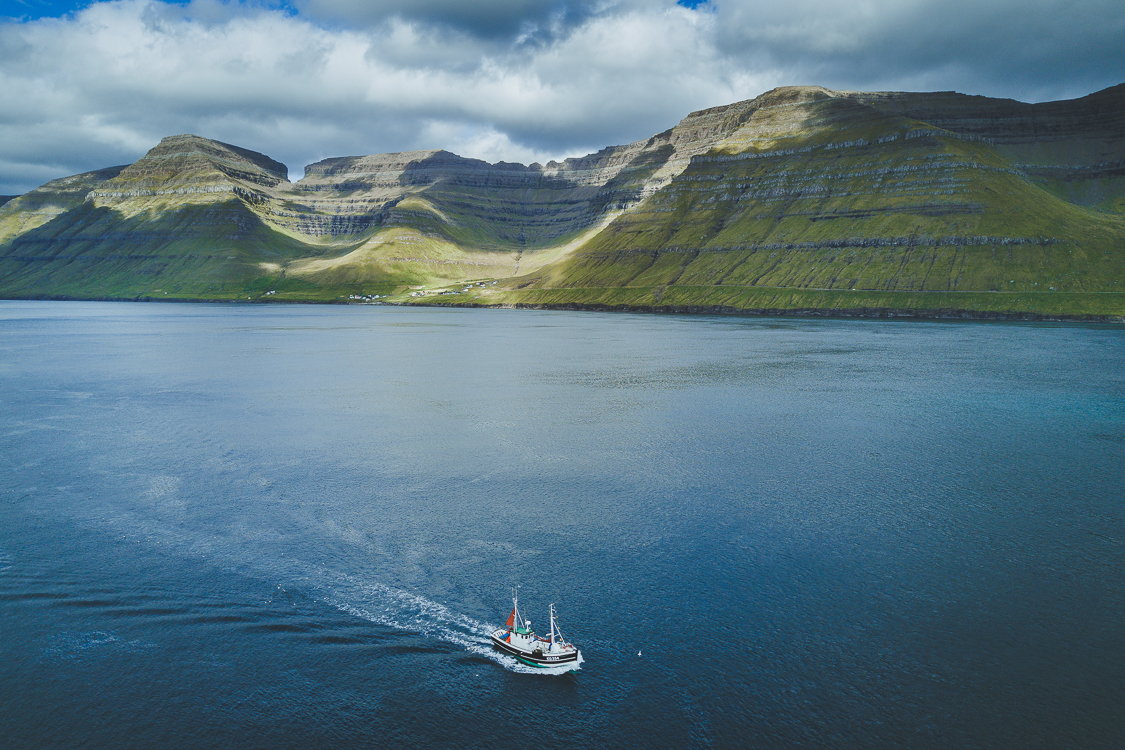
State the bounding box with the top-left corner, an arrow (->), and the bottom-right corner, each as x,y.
1,84 -> 1123,318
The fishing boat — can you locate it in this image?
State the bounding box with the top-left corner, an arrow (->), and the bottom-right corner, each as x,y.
490,592 -> 583,670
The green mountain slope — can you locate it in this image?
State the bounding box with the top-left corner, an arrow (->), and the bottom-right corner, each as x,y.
1,85 -> 1123,317
502,87 -> 1125,317
0,137 -> 324,300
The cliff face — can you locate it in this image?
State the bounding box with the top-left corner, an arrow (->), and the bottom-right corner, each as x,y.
280,101 -> 768,247
844,84 -> 1125,211
0,83 -> 1123,317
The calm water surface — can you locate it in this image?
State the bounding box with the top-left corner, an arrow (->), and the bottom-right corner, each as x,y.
1,301 -> 1123,749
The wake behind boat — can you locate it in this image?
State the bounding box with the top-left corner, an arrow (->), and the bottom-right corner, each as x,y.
490,593 -> 583,670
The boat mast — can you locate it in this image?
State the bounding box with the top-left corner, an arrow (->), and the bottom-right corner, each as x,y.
549,603 -> 556,647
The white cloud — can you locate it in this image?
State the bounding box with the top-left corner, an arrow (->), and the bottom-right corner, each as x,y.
0,0 -> 1120,194
422,122 -> 588,166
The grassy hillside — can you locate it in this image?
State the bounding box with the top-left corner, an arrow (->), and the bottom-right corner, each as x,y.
493,94 -> 1125,317
1,85 -> 1123,318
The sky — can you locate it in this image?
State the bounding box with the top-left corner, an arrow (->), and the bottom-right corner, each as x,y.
0,0 -> 1122,194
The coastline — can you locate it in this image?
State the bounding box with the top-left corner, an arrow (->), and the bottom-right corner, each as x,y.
3,293 -> 1123,323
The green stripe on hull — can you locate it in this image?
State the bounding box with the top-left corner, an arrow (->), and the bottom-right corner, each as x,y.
515,655 -> 550,668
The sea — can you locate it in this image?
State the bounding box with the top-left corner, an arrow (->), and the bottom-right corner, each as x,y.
1,300 -> 1122,749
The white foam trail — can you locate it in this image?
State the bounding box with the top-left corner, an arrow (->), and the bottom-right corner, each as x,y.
42,496 -> 579,675
314,572 -> 580,675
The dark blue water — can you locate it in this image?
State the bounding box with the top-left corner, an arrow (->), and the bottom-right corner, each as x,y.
1,301 -> 1123,749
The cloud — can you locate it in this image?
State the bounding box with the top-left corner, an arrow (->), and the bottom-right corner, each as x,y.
294,0 -> 607,39
711,0 -> 1125,99
422,122 -> 586,167
0,0 -> 1120,195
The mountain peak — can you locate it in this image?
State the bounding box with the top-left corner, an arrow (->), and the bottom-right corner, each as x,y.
77,134 -> 289,204
140,134 -> 289,185
757,85 -> 838,103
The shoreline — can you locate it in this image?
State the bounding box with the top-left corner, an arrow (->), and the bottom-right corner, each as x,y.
419,300 -> 1125,323
3,293 -> 1123,323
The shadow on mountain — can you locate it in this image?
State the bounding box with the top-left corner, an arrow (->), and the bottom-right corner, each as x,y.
385,144 -> 678,251
0,198 -> 318,298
